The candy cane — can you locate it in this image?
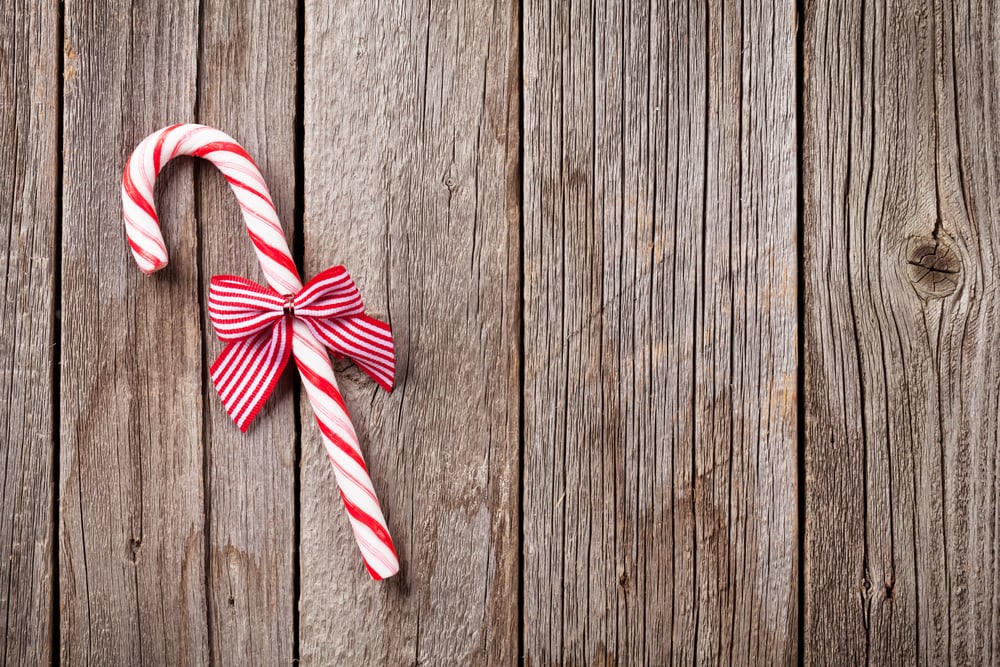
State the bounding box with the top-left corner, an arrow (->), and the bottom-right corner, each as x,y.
122,124 -> 399,579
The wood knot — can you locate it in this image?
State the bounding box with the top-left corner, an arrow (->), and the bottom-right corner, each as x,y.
443,175 -> 456,191
904,236 -> 961,298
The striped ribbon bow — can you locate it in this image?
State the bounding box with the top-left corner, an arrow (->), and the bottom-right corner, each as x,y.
208,266 -> 395,431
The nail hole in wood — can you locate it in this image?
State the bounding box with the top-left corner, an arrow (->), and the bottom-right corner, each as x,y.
127,537 -> 141,562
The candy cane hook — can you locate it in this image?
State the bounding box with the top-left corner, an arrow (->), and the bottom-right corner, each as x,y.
122,124 -> 399,579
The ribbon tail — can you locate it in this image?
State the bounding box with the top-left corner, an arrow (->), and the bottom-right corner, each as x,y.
303,314 -> 396,392
209,319 -> 293,431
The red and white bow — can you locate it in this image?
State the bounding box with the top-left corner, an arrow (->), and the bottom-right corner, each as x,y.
208,266 -> 395,431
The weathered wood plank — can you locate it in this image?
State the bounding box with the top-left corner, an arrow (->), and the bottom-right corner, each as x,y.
804,0 -> 1000,662
522,0 -> 799,662
0,0 -> 58,662
197,2 -> 297,662
60,3 -> 207,663
298,0 -> 520,663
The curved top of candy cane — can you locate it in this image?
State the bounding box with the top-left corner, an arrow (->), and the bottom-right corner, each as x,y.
122,124 -> 303,295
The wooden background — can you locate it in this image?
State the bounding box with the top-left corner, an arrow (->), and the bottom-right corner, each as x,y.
1,0 -> 998,663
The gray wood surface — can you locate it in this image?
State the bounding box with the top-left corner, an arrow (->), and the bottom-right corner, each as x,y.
6,0 -> 1000,662
59,2 -> 207,664
197,2 -> 297,662
521,0 -> 799,663
803,0 -> 1000,662
297,0 -> 520,663
0,0 -> 58,663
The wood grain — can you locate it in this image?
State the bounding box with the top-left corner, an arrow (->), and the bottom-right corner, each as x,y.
197,1 -> 297,662
521,0 -> 799,663
59,3 -> 207,663
8,0 -> 1000,660
298,0 -> 520,663
804,0 -> 1000,662
0,0 -> 58,663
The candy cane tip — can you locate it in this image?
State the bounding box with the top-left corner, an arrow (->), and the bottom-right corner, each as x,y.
140,259 -> 168,275
367,561 -> 400,581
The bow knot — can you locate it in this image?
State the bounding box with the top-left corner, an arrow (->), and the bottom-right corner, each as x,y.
208,266 -> 395,431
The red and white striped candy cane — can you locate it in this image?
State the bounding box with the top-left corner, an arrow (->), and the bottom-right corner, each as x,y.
122,123 -> 399,579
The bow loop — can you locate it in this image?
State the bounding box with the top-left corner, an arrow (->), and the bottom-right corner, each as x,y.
292,266 -> 366,319
208,275 -> 286,341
